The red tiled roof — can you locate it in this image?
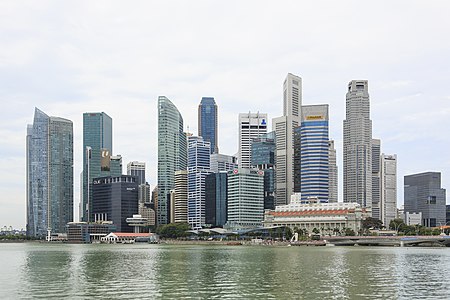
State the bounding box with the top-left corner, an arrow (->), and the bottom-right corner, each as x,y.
269,209 -> 353,217
112,232 -> 151,237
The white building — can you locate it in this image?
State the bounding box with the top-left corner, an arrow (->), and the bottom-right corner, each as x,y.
405,211 -> 422,226
174,170 -> 188,223
343,80 -> 373,209
226,168 -> 264,230
263,194 -> 370,235
273,73 -> 302,206
210,153 -> 238,173
127,161 -> 146,185
238,112 -> 267,169
381,154 -> 397,226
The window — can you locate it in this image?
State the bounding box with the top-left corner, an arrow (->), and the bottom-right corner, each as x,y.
428,196 -> 437,204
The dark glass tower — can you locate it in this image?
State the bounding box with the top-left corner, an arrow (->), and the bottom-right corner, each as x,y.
205,172 -> 228,227
198,97 -> 218,154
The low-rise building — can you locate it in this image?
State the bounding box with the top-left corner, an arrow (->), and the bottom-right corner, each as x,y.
66,222 -> 116,243
404,212 -> 422,226
263,195 -> 370,235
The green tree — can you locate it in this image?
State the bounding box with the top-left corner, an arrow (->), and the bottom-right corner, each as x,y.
284,227 -> 293,240
362,217 -> 384,230
156,222 -> 191,239
312,228 -> 320,235
389,219 -> 405,231
344,228 -> 356,236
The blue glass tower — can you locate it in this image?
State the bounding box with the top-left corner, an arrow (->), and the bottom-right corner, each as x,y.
205,172 -> 228,227
198,97 -> 218,154
27,108 -> 73,237
295,105 -> 330,202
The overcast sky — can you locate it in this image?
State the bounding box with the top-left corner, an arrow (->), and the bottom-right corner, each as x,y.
1,1 -> 449,229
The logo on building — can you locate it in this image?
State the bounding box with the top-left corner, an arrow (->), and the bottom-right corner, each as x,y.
306,115 -> 324,120
261,119 -> 266,125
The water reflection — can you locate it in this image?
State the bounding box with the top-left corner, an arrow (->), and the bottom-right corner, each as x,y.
0,243 -> 449,299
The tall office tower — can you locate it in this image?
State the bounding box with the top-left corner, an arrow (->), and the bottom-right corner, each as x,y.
187,136 -> 211,229
92,175 -> 138,232
295,105 -> 329,202
238,112 -> 267,169
174,170 -> 188,223
404,172 -> 446,227
157,96 -> 187,225
343,80 -> 373,209
127,161 -> 146,185
380,154 -> 397,226
152,185 -> 158,221
226,168 -> 264,229
198,97 -> 218,154
26,108 -> 73,237
251,131 -> 276,210
328,140 -> 338,203
210,153 -> 238,173
371,139 -> 381,219
205,172 -> 228,227
82,112 -> 116,222
273,73 -> 302,206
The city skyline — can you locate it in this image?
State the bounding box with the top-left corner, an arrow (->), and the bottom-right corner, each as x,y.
1,2 -> 450,228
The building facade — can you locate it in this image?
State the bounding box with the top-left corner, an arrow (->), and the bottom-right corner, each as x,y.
127,161 -> 146,185
238,112 -> 267,169
404,172 -> 446,227
187,136 -> 211,229
157,96 -> 187,225
251,131 -> 276,210
371,139 -> 381,219
91,175 -> 139,232
273,73 -> 302,206
226,168 -> 264,229
198,97 -> 218,154
295,104 -> 330,202
205,172 -> 228,227
328,140 -> 338,203
343,80 -> 373,209
26,108 -> 73,237
380,154 -> 397,226
174,170 -> 188,223
210,153 -> 238,173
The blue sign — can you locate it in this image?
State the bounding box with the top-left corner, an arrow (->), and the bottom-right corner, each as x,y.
261,119 -> 266,125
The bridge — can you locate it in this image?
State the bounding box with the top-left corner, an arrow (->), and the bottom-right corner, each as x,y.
323,235 -> 450,247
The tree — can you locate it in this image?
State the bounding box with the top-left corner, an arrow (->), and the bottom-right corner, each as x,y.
344,228 -> 356,236
362,217 -> 383,230
389,219 -> 405,231
284,227 -> 293,240
312,228 -> 320,235
156,222 -> 191,239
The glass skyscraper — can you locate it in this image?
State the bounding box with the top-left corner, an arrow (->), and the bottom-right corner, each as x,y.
205,172 -> 228,227
158,96 -> 187,225
82,112 -> 117,222
198,97 -> 218,154
187,136 -> 211,229
295,105 -> 330,202
27,108 -> 73,237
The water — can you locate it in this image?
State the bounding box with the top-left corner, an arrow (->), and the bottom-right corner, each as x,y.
1,243 -> 449,299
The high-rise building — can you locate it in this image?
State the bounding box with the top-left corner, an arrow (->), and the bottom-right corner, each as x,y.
343,80 -> 373,209
210,153 -> 238,173
187,136 -> 211,229
26,108 -> 73,237
328,140 -> 338,203
251,132 -> 276,210
404,172 -> 446,227
198,97 -> 218,154
273,73 -> 302,206
371,139 -> 381,219
174,170 -> 188,223
127,161 -> 146,185
226,168 -> 264,230
238,112 -> 268,169
91,175 -> 139,232
380,154 -> 397,226
205,172 -> 228,227
295,104 -> 329,202
82,112 -> 121,222
157,96 -> 187,225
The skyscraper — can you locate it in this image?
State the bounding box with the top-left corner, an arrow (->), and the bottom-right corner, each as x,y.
238,112 -> 267,169
328,140 -> 338,203
273,73 -> 302,206
26,108 -> 73,237
198,97 -> 218,154
371,139 -> 381,219
404,172 -> 446,227
295,104 -> 329,202
210,153 -> 238,173
251,131 -> 276,210
174,170 -> 188,223
157,96 -> 187,225
127,161 -> 146,185
187,136 -> 211,229
380,154 -> 397,226
205,172 -> 228,227
82,112 -> 116,222
343,80 -> 373,209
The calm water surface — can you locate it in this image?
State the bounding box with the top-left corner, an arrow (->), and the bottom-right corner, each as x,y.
1,243 -> 449,299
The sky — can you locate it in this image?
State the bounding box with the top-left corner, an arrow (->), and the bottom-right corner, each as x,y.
1,1 -> 450,229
